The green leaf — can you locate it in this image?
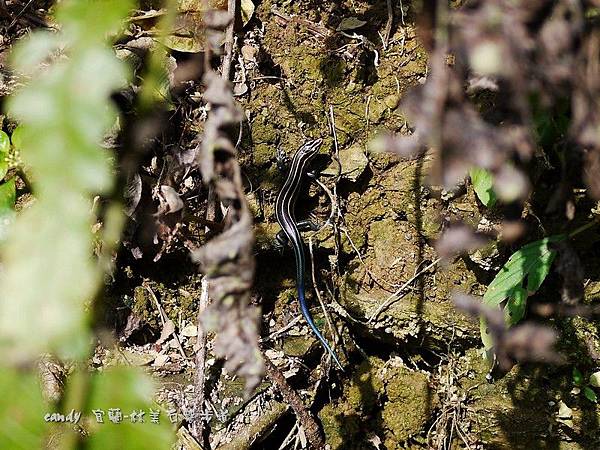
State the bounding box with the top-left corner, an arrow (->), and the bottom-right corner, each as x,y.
8,31 -> 61,77
0,130 -> 9,155
573,367 -> 584,386
505,286 -> 527,325
470,167 -> 496,207
0,130 -> 10,179
480,235 -> 565,348
0,178 -> 16,241
85,368 -> 174,449
583,386 -> 597,403
483,235 -> 564,307
0,0 -> 132,361
10,124 -> 24,149
480,316 -> 494,352
0,368 -> 46,449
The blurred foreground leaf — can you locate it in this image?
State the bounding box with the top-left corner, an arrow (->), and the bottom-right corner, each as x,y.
0,178 -> 16,241
85,368 -> 174,449
0,0 -> 131,361
469,166 -> 496,207
0,130 -> 10,179
0,368 -> 46,449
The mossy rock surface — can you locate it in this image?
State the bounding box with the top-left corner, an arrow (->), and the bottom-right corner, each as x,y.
319,357 -> 433,449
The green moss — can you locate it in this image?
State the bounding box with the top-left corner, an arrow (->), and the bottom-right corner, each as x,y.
254,222 -> 279,252
282,335 -> 315,357
132,285 -> 159,329
382,366 -> 431,445
319,403 -> 360,449
319,358 -> 432,448
253,143 -> 274,166
319,357 -> 385,448
251,116 -> 279,145
131,281 -> 199,332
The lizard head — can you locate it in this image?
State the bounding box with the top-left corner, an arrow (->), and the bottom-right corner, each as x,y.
297,138 -> 323,159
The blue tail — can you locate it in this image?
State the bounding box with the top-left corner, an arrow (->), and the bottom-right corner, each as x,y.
297,284 -> 343,370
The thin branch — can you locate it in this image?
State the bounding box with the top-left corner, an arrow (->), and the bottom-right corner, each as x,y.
189,277 -> 210,446
143,282 -> 187,359
367,258 -> 441,324
221,0 -> 237,80
262,354 -> 325,449
382,0 -> 394,49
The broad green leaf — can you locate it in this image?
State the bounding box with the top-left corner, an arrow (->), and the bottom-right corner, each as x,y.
0,178 -> 15,211
85,368 -> 174,449
0,368 -> 46,449
0,0 -> 132,361
583,386 -> 597,403
470,167 -> 496,207
0,130 -> 10,154
480,316 -> 494,352
573,367 -> 584,385
56,0 -> 134,45
0,178 -> 16,241
483,235 -> 564,306
0,130 -> 10,179
481,235 -> 565,348
10,124 -> 24,149
8,31 -> 61,76
505,286 -> 527,325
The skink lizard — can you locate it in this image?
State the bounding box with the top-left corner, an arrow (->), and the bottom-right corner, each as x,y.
275,138 -> 343,370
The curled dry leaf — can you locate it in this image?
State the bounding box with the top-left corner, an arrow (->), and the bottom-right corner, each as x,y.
384,0 -> 600,205
156,319 -> 176,346
393,47 -> 521,190
157,185 -> 184,214
191,71 -> 263,394
124,172 -> 142,217
369,131 -> 422,159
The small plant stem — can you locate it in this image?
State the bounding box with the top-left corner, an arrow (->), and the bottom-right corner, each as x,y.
569,217 -> 600,238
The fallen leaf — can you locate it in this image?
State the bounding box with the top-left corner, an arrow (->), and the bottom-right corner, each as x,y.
181,324 -> 198,337
158,185 -> 184,214
241,44 -> 257,62
156,319 -> 176,345
241,0 -> 255,24
233,82 -> 248,96
336,17 -> 367,32
153,354 -> 170,367
557,400 -> 572,419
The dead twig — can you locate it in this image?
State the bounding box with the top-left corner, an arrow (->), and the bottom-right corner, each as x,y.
221,0 -> 237,80
143,282 -> 188,359
382,0 -> 394,49
367,258 -> 441,324
263,353 -> 325,449
260,314 -> 303,343
189,277 -> 210,445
